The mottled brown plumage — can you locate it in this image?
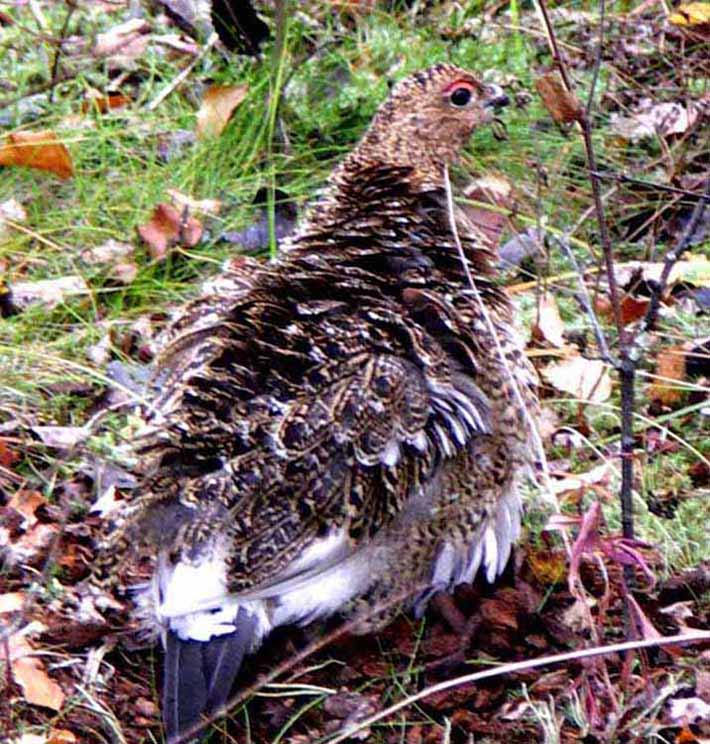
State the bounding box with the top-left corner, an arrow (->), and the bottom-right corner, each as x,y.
97,63 -> 539,742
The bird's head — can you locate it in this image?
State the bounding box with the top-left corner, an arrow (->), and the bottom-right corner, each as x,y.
347,63 -> 509,187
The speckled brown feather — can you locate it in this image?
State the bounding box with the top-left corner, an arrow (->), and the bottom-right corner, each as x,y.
95,63 -> 538,614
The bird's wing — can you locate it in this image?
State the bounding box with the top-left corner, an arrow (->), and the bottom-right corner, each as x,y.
125,261 -> 493,591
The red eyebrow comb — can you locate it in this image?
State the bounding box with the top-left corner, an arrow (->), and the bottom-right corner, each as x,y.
441,79 -> 478,94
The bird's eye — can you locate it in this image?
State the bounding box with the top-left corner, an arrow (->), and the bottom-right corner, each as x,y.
450,87 -> 472,107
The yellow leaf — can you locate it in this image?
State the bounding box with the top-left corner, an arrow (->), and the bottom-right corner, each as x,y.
669,2 -> 710,26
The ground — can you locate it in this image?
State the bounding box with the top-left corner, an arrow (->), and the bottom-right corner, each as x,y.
0,1 -> 709,743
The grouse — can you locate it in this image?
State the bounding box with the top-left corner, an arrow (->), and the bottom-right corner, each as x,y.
96,63 -> 540,743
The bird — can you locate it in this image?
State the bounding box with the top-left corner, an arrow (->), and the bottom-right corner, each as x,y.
94,63 -> 540,743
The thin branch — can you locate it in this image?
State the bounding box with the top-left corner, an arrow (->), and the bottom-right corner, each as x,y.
554,236 -> 615,365
48,0 -> 76,104
640,176 -> 710,336
535,0 -> 635,549
590,170 -> 708,200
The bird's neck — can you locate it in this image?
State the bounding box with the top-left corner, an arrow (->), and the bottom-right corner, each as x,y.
333,133 -> 448,193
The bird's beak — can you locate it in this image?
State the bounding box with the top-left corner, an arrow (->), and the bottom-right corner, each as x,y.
483,84 -> 510,110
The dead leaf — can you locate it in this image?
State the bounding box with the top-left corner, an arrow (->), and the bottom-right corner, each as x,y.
196,83 -> 249,138
8,633 -> 65,711
93,18 -> 150,58
610,99 -> 703,142
527,548 -> 567,585
7,490 -> 46,528
547,462 -> 612,496
10,275 -> 89,310
0,131 -> 74,179
462,175 -> 512,251
166,188 -> 222,215
669,2 -> 710,28
543,355 -> 612,403
137,203 -> 202,260
0,437 -> 19,467
534,292 -> 566,348
80,239 -> 134,265
81,93 -> 131,114
0,592 -> 25,613
499,227 -> 542,270
110,261 -> 139,285
615,255 -> 710,288
535,73 -> 581,124
649,346 -> 687,405
0,198 -> 27,239
32,425 -> 89,448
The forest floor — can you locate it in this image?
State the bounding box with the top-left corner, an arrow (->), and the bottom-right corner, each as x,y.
0,1 -> 709,743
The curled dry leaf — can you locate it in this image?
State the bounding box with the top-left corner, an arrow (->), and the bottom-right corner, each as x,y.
7,490 -> 46,528
461,175 -> 512,251
137,203 -> 203,260
196,83 -> 249,139
543,354 -> 612,403
0,131 -> 74,179
534,72 -> 581,124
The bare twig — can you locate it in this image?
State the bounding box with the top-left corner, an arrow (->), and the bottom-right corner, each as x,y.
534,0 -> 636,548
48,0 -> 76,104
554,236 -> 615,365
640,176 -> 710,336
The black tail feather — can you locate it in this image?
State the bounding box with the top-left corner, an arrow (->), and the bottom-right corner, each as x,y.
163,609 -> 257,743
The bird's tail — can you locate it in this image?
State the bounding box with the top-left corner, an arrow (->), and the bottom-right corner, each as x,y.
163,608 -> 258,743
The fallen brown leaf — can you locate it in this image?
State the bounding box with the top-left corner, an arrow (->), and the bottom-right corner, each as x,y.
535,73 -> 581,124
196,83 -> 249,138
534,291 -> 566,348
649,346 -> 687,405
137,203 -> 202,260
0,131 -> 74,179
9,633 -> 65,711
543,355 -> 612,403
7,490 -> 46,528
81,93 -> 131,114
